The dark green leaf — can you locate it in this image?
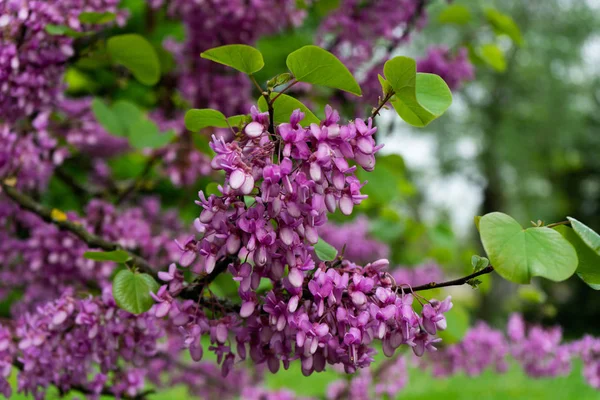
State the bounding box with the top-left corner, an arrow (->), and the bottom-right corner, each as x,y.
184,109 -> 229,131
84,250 -> 131,263
201,44 -> 264,74
438,4 -> 472,25
107,34 -> 161,85
78,11 -> 116,24
479,43 -> 506,72
485,8 -> 524,46
314,238 -> 338,261
257,93 -> 320,126
45,24 -> 89,38
554,225 -> 600,290
129,119 -> 175,149
91,98 -> 126,136
286,45 -> 362,96
112,100 -> 143,132
384,57 -> 452,127
112,269 -> 159,314
568,217 -> 600,254
479,212 -> 578,284
204,182 -> 221,196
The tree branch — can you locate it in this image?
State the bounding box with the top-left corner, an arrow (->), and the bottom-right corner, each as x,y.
409,266 -> 495,292
11,360 -> 153,399
1,182 -> 155,277
371,91 -> 395,120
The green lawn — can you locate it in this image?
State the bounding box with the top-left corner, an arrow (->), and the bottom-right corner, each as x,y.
8,361 -> 599,399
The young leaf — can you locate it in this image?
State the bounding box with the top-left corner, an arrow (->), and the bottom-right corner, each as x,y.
554,225 -> 600,290
201,44 -> 264,74
128,119 -> 175,149
485,8 -> 524,46
184,109 -> 228,131
384,57 -> 452,127
112,269 -> 159,314
78,11 -> 116,24
471,255 -> 490,272
286,45 -> 362,96
84,250 -> 131,263
91,98 -> 126,136
378,74 -> 393,96
438,4 -> 472,25
314,238 -> 338,261
567,217 -> 600,254
479,212 -> 578,284
107,34 -> 161,85
45,24 -> 90,38
479,43 -> 506,72
257,93 -> 320,126
112,100 -> 143,132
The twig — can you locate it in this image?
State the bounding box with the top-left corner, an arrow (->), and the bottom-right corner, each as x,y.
270,80 -> 299,103
409,266 -> 495,292
11,360 -> 153,399
1,182 -> 156,276
545,220 -> 570,229
371,91 -> 395,120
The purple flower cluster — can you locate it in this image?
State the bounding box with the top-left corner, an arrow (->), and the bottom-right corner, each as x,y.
56,98 -> 130,157
318,0 -> 427,71
0,196 -> 186,312
0,0 -> 124,122
507,313 -> 571,378
423,313 -> 591,383
150,105 -> 454,376
392,263 -> 444,288
0,287 -> 163,400
423,321 -> 509,377
327,356 -> 408,399
318,216 -> 390,265
0,114 -> 67,190
150,110 -> 213,187
156,0 -> 305,114
570,335 -> 600,389
417,46 -> 475,90
187,105 -> 381,276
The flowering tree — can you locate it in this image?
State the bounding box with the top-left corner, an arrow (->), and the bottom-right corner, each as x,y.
1,1 -> 599,399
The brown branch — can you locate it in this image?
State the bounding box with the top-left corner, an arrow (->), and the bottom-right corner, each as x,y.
1,182 -> 155,277
371,91 -> 395,120
409,266 -> 495,292
270,80 -> 299,103
11,360 -> 153,399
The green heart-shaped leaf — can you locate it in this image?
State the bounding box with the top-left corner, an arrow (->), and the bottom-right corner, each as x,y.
112,269 -> 159,314
257,93 -> 320,126
107,34 -> 161,85
485,8 -> 523,46
479,212 -> 578,284
314,238 -> 337,261
286,45 -> 361,96
129,119 -> 175,149
91,98 -> 126,136
201,44 -> 264,74
554,225 -> 600,290
384,56 -> 452,127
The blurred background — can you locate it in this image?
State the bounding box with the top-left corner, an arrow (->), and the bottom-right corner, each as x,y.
5,0 -> 600,398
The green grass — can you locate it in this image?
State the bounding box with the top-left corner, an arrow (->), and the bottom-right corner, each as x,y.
8,361 -> 599,399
